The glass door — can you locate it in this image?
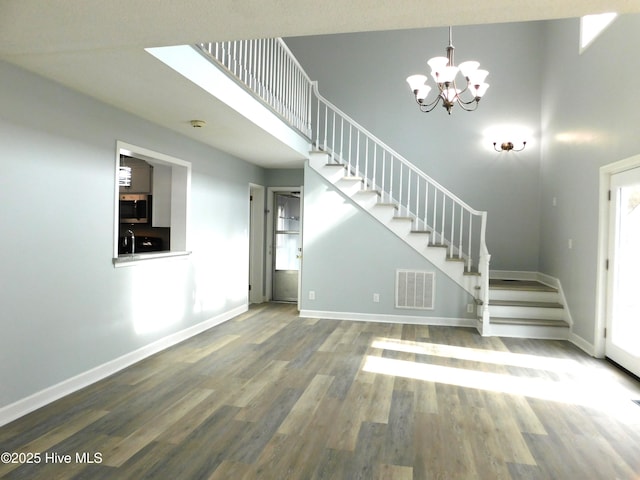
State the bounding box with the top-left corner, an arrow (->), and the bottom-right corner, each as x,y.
606,167 -> 640,377
272,192 -> 301,302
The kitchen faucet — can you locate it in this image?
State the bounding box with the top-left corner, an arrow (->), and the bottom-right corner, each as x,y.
126,229 -> 135,254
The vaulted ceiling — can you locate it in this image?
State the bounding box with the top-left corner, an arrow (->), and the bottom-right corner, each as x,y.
2,0 -> 638,167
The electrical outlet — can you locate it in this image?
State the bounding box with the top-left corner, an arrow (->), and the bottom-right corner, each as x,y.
308,290 -> 315,300
373,293 -> 380,303
467,303 -> 474,313
552,196 -> 557,207
568,238 -> 573,250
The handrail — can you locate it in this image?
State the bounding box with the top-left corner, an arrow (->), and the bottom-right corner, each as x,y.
311,83 -> 484,216
195,38 -> 490,308
197,39 -> 313,138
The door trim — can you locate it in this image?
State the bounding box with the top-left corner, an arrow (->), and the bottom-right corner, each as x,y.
266,186 -> 303,308
249,184 -> 265,304
595,153 -> 640,358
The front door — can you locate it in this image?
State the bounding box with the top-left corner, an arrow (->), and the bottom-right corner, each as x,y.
606,166 -> 640,377
272,192 -> 301,302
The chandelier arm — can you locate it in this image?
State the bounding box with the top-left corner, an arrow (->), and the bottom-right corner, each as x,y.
458,96 -> 481,106
454,98 -> 480,112
418,95 -> 443,113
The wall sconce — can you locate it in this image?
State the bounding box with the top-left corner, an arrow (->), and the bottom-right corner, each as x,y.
493,141 -> 526,152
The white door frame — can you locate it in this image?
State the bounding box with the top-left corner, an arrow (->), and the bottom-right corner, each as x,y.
595,153 -> 640,357
266,186 -> 304,308
249,183 -> 265,304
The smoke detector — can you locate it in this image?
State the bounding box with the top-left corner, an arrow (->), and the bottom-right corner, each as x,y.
190,120 -> 206,128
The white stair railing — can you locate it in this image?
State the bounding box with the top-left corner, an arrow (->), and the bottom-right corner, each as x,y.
312,83 -> 488,274
195,38 -> 490,313
198,39 -> 313,138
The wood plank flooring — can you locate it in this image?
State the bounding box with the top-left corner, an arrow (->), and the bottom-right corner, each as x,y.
1,303 -> 640,479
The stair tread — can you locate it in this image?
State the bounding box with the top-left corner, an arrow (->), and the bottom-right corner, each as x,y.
375,202 -> 399,209
489,279 -> 558,293
410,230 -> 431,234
392,216 -> 414,221
491,299 -> 564,308
324,163 -> 345,167
490,317 -> 570,327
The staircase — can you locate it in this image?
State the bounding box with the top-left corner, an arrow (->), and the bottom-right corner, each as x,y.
485,278 -> 570,338
196,37 -> 573,340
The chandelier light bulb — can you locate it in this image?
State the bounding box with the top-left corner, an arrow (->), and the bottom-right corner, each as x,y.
407,27 -> 489,114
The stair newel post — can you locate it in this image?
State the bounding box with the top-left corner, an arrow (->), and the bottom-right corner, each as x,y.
479,211 -> 491,335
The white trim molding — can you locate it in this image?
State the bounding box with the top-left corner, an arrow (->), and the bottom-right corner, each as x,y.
0,304 -> 246,428
595,153 -> 640,359
300,310 -> 476,328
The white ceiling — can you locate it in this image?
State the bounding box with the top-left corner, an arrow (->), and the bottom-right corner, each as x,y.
2,0 -> 639,167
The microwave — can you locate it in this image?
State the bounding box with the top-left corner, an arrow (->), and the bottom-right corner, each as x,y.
119,193 -> 150,224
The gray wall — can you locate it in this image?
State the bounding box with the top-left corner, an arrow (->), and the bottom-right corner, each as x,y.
539,14 -> 640,344
286,21 -> 545,271
301,164 -> 475,320
290,14 -> 640,347
0,60 -> 266,409
265,168 -> 304,187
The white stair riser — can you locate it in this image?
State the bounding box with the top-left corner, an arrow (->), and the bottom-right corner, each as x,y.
370,204 -> 398,223
318,166 -> 346,183
487,323 -> 570,340
388,219 -> 414,236
353,192 -> 381,209
489,289 -> 559,303
490,305 -> 564,320
335,177 -> 363,195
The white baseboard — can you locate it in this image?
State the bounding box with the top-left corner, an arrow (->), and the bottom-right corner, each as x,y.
0,304 -> 247,428
300,310 -> 476,328
569,332 -> 597,357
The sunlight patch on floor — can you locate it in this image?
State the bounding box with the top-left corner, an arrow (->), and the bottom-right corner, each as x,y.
365,340 -> 640,424
371,337 -> 583,374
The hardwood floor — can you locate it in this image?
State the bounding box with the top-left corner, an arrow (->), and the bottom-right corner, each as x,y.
1,303 -> 640,479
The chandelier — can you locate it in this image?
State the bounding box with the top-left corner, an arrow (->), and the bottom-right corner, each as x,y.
406,27 -> 489,115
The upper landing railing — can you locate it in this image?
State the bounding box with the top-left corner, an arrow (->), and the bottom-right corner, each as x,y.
196,39 -> 490,309
198,39 -> 313,138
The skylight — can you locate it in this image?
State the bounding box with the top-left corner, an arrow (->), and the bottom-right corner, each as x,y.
580,12 -> 618,53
